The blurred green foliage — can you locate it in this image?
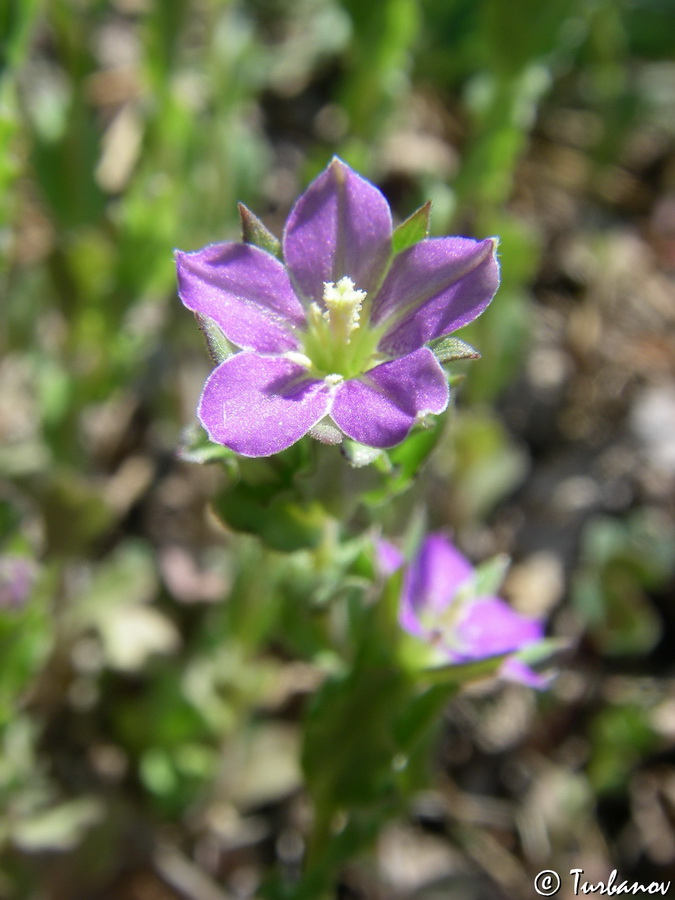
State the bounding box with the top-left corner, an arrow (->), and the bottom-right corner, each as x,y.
573,509 -> 675,656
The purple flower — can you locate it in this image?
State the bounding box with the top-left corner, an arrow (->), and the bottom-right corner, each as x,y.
0,555 -> 37,611
176,158 -> 499,458
391,534 -> 545,686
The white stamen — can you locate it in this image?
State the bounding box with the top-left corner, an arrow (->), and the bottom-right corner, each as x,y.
322,276 -> 367,343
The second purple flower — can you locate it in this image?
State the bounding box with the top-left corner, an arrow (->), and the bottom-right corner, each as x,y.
176,158 -> 500,457
395,534 -> 546,687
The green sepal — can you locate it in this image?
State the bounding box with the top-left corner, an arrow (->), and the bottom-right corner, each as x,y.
472,552 -> 510,597
195,313 -> 237,365
176,422 -> 237,467
341,440 -> 384,468
422,652 -> 510,685
516,637 -> 569,669
392,201 -> 431,255
423,639 -> 566,687
238,202 -> 282,259
447,373 -> 466,389
429,334 -> 481,364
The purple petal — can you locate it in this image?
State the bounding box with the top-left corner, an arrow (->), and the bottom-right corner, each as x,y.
399,534 -> 474,637
376,539 -> 405,577
176,243 -> 305,353
330,348 -> 448,448
283,158 -> 392,304
453,597 -> 542,661
372,237 -> 499,356
0,556 -> 37,610
199,353 -> 330,457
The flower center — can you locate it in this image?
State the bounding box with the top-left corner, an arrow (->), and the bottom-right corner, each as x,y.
420,582 -> 473,651
299,276 -> 384,379
321,277 -> 366,343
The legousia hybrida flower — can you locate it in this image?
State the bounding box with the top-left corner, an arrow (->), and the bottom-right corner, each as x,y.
176,158 -> 499,458
381,534 -> 547,687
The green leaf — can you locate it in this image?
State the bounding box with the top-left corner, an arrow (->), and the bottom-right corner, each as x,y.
392,683 -> 455,750
302,664 -> 410,809
238,202 -> 282,259
571,511 -> 675,657
388,416 -> 444,475
194,313 -> 237,365
364,416 -> 445,504
429,334 -> 481,363
1,0 -> 43,70
212,482 -> 326,552
588,704 -> 658,794
392,201 -> 431,255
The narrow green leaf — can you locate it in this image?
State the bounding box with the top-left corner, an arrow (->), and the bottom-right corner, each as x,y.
195,313 -> 237,365
392,201 -> 431,255
429,335 -> 481,363
3,0 -> 42,69
393,683 -> 455,748
238,203 -> 282,259
303,664 -> 410,809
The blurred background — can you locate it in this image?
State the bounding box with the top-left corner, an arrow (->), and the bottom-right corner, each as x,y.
2,0 -> 675,897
